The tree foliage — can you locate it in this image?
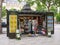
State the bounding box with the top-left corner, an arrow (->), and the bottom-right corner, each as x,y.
18,0 -> 60,11
18,0 -> 46,11
56,13 -> 60,22
2,6 -> 6,17
40,0 -> 60,11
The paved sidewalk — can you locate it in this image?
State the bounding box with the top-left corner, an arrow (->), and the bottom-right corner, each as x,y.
0,24 -> 60,45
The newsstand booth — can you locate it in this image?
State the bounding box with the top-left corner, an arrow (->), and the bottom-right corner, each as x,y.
7,4 -> 54,39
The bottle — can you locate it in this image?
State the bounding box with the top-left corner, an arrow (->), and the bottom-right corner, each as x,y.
16,29 -> 21,40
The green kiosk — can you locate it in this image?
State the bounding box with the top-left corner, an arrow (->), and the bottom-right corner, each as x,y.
7,4 -> 54,39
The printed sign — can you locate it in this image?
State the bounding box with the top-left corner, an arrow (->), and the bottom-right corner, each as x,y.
9,15 -> 17,33
47,16 -> 53,31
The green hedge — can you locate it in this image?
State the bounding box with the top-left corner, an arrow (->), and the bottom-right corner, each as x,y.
56,13 -> 60,22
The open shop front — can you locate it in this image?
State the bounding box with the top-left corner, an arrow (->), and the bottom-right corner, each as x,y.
18,15 -> 46,35
7,4 -> 54,39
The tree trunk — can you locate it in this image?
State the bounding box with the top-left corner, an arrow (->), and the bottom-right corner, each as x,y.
47,3 -> 50,12
47,6 -> 50,12
0,0 -> 2,34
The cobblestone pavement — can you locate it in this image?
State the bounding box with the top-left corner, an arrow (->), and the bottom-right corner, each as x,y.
0,24 -> 60,45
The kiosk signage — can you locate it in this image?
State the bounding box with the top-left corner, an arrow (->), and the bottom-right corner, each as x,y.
9,15 -> 17,33
47,16 -> 54,37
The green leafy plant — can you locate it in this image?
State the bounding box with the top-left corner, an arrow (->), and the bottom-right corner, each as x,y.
2,6 -> 6,17
18,0 -> 60,12
56,13 -> 60,22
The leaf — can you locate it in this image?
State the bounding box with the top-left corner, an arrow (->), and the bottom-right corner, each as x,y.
2,6 -> 6,17
18,0 -> 22,2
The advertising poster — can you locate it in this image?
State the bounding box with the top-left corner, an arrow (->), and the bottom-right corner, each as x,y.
47,16 -> 53,19
47,16 -> 53,31
9,15 -> 17,33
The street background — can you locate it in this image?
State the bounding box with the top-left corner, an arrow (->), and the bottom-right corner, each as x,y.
0,24 -> 60,45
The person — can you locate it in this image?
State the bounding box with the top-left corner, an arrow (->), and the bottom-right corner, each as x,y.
32,19 -> 38,36
28,19 -> 32,36
41,28 -> 46,35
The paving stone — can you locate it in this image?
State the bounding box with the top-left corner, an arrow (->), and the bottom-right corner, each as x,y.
0,24 -> 60,45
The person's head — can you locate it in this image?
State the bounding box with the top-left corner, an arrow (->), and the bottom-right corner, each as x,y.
29,19 -> 31,22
